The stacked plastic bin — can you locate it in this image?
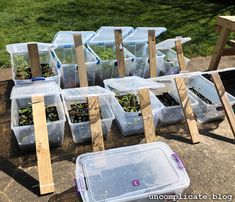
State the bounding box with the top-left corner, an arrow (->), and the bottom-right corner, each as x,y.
123,27 -> 167,77
11,82 -> 66,151
87,26 -> 135,84
50,31 -> 98,88
61,86 -> 115,143
6,43 -> 60,86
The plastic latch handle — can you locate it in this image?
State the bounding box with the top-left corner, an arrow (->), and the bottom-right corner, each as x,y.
171,153 -> 184,169
32,77 -> 45,82
76,173 -> 86,193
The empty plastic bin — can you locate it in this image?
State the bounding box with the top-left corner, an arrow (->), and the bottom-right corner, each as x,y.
186,75 -> 235,123
104,76 -> 164,135
50,31 -> 98,88
87,26 -> 135,84
61,86 -> 115,143
75,142 -> 190,202
11,82 -> 66,151
6,42 -> 60,86
123,27 -> 167,77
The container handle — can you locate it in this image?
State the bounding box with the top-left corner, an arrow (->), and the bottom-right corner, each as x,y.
32,77 -> 45,82
76,173 -> 86,193
171,153 -> 184,169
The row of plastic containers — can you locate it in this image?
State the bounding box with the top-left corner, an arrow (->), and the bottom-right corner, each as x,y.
6,26 -> 191,89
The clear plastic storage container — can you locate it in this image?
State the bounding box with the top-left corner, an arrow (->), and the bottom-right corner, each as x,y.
11,82 -> 66,151
61,86 -> 115,143
6,42 -> 61,86
123,27 -> 167,77
104,76 -> 164,135
87,26 -> 135,84
75,142 -> 190,202
50,31 -> 98,88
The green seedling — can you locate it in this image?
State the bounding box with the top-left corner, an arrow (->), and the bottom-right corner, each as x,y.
116,93 -> 140,112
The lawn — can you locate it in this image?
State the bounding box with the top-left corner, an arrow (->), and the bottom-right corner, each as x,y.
0,0 -> 234,68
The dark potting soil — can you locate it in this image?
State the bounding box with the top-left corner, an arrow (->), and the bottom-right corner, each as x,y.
189,87 -> 213,104
156,92 -> 179,107
18,106 -> 59,126
116,94 -> 140,112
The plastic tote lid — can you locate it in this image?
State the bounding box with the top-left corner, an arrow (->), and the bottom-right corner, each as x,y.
52,31 -> 95,45
156,37 -> 191,49
88,26 -> 134,44
104,76 -> 165,92
62,86 -> 114,100
6,42 -> 51,54
76,142 -> 190,202
123,27 -> 167,44
10,82 -> 61,99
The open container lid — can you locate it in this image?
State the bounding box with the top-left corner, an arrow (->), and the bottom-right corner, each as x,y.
6,42 -> 51,54
76,142 -> 190,202
52,31 -> 95,46
123,27 -> 167,44
104,76 -> 165,92
88,26 -> 134,44
62,86 -> 114,100
10,82 -> 61,99
156,37 -> 191,49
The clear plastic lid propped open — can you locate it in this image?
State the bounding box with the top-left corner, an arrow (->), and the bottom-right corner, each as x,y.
52,31 -> 95,45
88,26 -> 134,44
123,27 -> 167,44
76,142 -> 190,202
156,37 -> 191,49
10,82 -> 61,99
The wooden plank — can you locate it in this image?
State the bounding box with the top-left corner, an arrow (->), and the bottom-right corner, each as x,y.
211,73 -> 235,139
217,16 -> 235,32
222,48 -> 235,56
174,77 -> 200,144
138,88 -> 156,143
114,29 -> 125,77
31,96 -> 54,195
208,26 -> 230,70
88,96 -> 104,152
215,25 -> 222,33
175,40 -> 186,71
27,43 -> 41,78
73,34 -> 88,87
148,30 -> 157,77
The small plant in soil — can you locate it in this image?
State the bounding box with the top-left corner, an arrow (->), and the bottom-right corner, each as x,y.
189,87 -> 213,104
18,106 -> 59,126
156,92 -> 179,107
92,46 -> 116,60
68,103 -> 90,123
116,93 -> 140,112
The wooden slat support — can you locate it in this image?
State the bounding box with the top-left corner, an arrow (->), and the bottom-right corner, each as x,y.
31,96 -> 54,195
138,88 -> 156,143
114,29 -> 125,77
222,48 -> 235,56
174,77 -> 200,144
88,96 -> 105,152
27,43 -> 41,78
148,30 -> 157,77
73,34 -> 88,87
175,40 -> 186,71
211,73 -> 235,139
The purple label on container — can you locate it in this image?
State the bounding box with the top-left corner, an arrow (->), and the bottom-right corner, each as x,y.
132,179 -> 140,186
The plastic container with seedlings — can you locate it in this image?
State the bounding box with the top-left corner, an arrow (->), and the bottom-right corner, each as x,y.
6,43 -> 60,86
104,76 -> 164,136
87,26 -> 135,84
76,142 -> 190,202
61,86 -> 115,143
11,82 -> 66,151
185,75 -> 235,123
156,37 -> 191,75
50,31 -> 98,88
123,27 -> 167,77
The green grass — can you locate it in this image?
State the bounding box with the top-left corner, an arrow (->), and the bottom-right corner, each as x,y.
0,0 -> 234,68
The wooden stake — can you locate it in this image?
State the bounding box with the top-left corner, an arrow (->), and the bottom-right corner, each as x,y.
175,40 -> 186,71
73,34 -> 88,87
88,96 -> 104,152
211,72 -> 235,139
138,88 -> 156,143
174,77 -> 200,144
27,43 -> 41,78
148,30 -> 157,77
114,30 -> 125,77
31,96 -> 54,195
